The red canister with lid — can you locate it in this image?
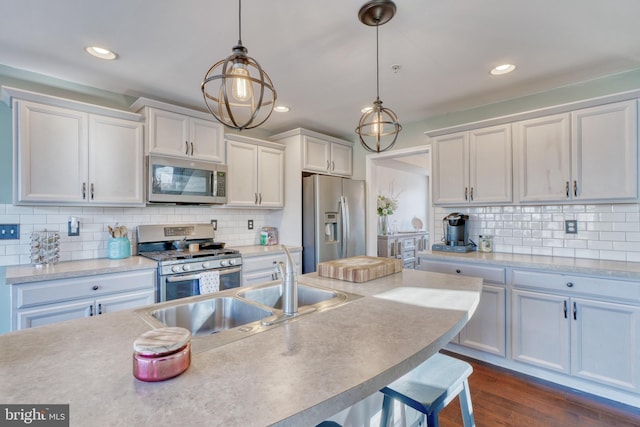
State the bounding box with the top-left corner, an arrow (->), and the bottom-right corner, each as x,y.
133,327 -> 191,382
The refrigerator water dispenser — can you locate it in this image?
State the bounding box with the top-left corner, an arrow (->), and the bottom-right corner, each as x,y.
324,213 -> 338,242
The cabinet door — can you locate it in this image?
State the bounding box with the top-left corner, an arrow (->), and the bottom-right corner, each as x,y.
514,114 -> 571,202
96,290 -> 155,314
469,124 -> 512,204
330,142 -> 353,176
571,100 -> 638,201
511,289 -> 571,374
15,101 -> 88,203
571,297 -> 640,392
147,108 -> 190,157
302,135 -> 331,173
226,140 -> 258,206
16,299 -> 91,330
431,132 -> 468,205
190,117 -> 224,163
257,146 -> 284,208
88,115 -> 144,205
459,284 -> 506,356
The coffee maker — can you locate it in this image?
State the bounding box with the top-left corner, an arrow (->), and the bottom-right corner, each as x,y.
431,213 -> 475,253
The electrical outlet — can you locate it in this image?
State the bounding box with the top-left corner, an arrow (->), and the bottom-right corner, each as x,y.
211,219 -> 217,231
565,220 -> 578,234
0,224 -> 20,240
248,219 -> 254,230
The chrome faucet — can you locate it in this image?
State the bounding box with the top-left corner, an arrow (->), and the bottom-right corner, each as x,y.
279,246 -> 298,315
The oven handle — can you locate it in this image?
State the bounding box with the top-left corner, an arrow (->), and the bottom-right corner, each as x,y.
165,267 -> 242,282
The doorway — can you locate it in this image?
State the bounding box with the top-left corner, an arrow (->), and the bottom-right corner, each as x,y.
364,146 -> 431,256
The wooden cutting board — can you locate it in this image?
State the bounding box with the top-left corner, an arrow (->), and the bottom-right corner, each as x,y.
317,256 -> 403,283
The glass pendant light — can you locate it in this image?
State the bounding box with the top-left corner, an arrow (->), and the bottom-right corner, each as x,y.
201,0 -> 276,130
355,0 -> 402,153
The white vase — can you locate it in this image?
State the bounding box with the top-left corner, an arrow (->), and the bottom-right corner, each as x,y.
379,216 -> 390,235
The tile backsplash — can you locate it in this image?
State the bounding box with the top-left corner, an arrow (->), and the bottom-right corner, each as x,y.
0,204 -> 275,266
433,203 -> 640,262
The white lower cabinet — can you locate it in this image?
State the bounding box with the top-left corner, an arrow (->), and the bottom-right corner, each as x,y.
511,269 -> 640,393
11,270 -> 155,331
241,249 -> 302,287
417,259 -> 506,357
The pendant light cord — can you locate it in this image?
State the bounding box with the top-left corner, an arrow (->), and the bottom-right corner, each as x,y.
237,0 -> 243,45
375,22 -> 380,100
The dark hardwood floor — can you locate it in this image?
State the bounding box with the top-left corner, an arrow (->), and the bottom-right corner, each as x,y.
438,351 -> 640,427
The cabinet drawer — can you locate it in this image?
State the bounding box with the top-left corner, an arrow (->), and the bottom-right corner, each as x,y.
242,250 -> 301,273
511,269 -> 640,302
418,259 -> 505,284
15,270 -> 155,309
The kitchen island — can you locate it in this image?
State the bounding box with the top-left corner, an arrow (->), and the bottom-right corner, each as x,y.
0,269 -> 481,426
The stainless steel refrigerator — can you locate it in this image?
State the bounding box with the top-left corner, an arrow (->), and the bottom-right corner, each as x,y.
302,174 -> 365,273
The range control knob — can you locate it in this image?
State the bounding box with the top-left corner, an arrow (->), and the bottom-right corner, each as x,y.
182,264 -> 191,272
171,265 -> 182,273
229,259 -> 236,266
220,260 -> 229,267
202,262 -> 211,269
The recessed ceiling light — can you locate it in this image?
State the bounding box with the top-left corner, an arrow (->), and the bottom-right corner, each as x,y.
85,46 -> 118,60
274,105 -> 290,113
490,64 -> 516,75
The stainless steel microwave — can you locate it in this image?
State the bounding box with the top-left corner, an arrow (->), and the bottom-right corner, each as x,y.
147,154 -> 227,204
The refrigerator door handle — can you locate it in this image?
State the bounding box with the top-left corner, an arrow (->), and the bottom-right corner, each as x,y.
341,195 -> 350,258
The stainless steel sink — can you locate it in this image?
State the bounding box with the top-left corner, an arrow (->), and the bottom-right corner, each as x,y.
149,297 -> 273,336
137,281 -> 360,353
236,283 -> 341,309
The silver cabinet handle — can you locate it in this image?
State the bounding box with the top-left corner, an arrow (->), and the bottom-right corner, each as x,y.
332,161 -> 335,171
563,300 -> 568,319
90,183 -> 94,200
464,187 -> 468,201
258,193 -> 262,204
98,303 -> 103,315
254,193 -> 258,204
566,181 -> 570,197
573,180 -> 578,197
82,182 -> 87,200
190,142 -> 194,156
470,187 -> 474,201
89,305 -> 94,316
326,160 -> 330,170
185,141 -> 189,155
573,301 -> 577,320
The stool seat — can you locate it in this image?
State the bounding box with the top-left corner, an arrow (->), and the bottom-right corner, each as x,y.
380,353 -> 475,427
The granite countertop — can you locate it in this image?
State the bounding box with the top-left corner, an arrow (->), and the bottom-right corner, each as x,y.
418,250 -> 640,280
0,269 -> 481,426
5,256 -> 158,285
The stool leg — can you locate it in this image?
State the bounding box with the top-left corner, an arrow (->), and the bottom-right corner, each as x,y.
458,379 -> 475,427
380,395 -> 392,427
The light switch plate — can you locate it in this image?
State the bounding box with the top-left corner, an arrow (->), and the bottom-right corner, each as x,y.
211,219 -> 217,231
0,224 -> 20,240
565,220 -> 578,234
248,220 -> 254,230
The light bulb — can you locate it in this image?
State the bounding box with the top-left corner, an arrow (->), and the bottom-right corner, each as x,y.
371,111 -> 381,136
230,63 -> 252,102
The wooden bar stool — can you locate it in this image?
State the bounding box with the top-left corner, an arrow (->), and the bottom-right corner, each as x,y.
379,353 -> 475,427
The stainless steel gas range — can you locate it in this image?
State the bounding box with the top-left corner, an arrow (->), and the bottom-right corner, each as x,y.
136,224 -> 242,302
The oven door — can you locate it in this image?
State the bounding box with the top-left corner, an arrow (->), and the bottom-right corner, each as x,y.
159,266 -> 242,302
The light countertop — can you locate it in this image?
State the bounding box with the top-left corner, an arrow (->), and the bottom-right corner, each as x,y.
230,244 -> 302,257
5,256 -> 158,285
418,250 -> 640,280
0,269 -> 481,426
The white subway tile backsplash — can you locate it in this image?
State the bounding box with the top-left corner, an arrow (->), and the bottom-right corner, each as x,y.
434,203 -> 640,262
0,204 -> 275,267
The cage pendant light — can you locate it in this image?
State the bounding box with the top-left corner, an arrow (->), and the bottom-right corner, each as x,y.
355,0 -> 402,153
201,0 -> 276,130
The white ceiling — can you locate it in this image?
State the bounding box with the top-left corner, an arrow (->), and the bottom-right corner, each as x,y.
2,0 -> 640,140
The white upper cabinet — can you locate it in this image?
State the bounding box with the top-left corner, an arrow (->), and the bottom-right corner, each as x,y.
432,124 -> 512,205
131,97 -> 225,163
514,113 -> 571,202
302,134 -> 353,177
515,100 -> 638,203
225,134 -> 284,208
6,88 -> 144,206
571,101 -> 637,201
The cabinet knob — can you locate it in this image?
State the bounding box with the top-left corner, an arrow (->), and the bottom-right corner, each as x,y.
566,282 -> 574,288
456,269 -> 462,274
92,285 -> 99,291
